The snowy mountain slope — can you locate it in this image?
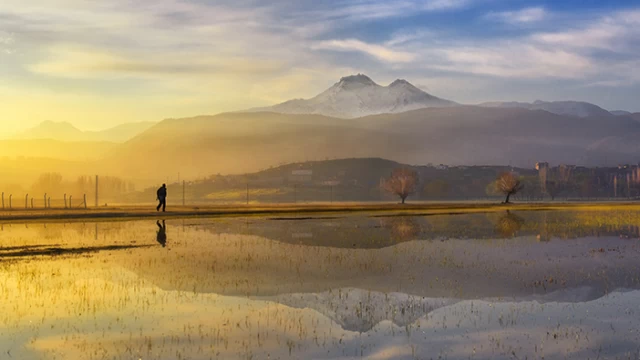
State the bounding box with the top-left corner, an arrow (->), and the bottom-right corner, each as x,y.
257,286 -> 607,333
259,288 -> 459,333
480,100 -> 614,118
611,110 -> 632,116
250,74 -> 456,118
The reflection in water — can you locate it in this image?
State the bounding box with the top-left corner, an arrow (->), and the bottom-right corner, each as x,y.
156,220 -> 167,247
493,210 -> 525,238
2,211 -> 640,359
379,216 -> 421,241
0,244 -> 152,259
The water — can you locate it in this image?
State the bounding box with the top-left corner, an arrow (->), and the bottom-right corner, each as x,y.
1,210 -> 640,359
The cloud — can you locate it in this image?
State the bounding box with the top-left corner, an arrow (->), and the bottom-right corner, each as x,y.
486,7 -> 547,24
313,39 -> 417,63
0,31 -> 15,54
532,10 -> 640,51
1,0 -> 640,122
434,44 -> 593,79
298,0 -> 472,22
27,45 -> 286,79
423,0 -> 469,11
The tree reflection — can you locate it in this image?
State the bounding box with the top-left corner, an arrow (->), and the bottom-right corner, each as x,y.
493,211 -> 525,238
380,216 -> 421,241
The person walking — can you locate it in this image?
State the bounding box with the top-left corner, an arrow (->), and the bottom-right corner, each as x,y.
156,184 -> 167,212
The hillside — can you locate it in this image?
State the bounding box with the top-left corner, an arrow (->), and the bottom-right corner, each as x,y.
15,121 -> 156,142
104,112 -> 409,180
479,100 -> 615,118
132,157 -> 530,203
104,106 -> 640,181
0,139 -> 115,161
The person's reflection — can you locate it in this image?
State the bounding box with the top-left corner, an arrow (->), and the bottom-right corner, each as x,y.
156,220 -> 167,247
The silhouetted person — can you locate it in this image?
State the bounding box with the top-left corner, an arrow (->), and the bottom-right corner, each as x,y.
156,183 -> 167,212
156,220 -> 167,247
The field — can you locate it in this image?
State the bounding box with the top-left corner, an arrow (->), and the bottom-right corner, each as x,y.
1,201 -> 640,222
2,205 -> 640,359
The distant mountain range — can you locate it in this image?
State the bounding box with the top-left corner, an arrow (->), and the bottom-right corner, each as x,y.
0,139 -> 115,161
249,74 -> 456,118
250,74 -> 635,119
102,105 -> 640,180
479,100 -> 616,118
14,120 -> 156,143
5,74 -> 640,183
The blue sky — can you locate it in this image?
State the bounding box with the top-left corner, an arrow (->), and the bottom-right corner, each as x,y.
0,0 -> 639,133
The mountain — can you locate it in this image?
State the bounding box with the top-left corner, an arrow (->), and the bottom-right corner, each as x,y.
104,106 -> 640,180
611,110 -> 632,116
15,121 -> 156,143
14,121 -> 85,141
480,100 -> 614,118
0,139 -> 115,161
259,289 -> 459,333
249,74 -> 456,118
90,122 -> 158,142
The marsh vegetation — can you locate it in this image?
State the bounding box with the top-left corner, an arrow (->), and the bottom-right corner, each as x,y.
1,210 -> 640,359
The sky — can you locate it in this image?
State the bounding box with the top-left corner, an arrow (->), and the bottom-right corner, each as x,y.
1,0 -> 639,135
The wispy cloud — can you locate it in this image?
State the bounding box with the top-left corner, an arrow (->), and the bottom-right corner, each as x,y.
434,44 -> 593,79
0,31 -> 15,54
1,0 -> 640,128
532,10 -> 640,51
486,7 -> 547,24
297,0 -> 472,22
313,39 -> 416,63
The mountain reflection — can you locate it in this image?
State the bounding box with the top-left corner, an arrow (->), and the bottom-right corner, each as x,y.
3,212 -> 640,359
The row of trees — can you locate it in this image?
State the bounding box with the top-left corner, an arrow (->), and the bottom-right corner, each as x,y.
382,168 -> 523,204
28,173 -> 136,201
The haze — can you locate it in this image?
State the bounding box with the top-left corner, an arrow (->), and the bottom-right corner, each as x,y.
2,0 -> 640,136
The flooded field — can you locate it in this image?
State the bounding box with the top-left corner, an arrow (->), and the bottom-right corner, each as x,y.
2,210 -> 640,359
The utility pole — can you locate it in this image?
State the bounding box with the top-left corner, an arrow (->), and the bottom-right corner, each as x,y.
182,180 -> 185,206
246,183 -> 249,205
95,175 -> 99,207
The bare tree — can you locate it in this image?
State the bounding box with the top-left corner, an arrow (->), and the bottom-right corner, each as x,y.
382,167 -> 418,204
496,172 -> 524,204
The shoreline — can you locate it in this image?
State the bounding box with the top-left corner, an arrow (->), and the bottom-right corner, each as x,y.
0,202 -> 639,222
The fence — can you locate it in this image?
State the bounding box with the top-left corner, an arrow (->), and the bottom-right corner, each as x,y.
0,192 -> 88,210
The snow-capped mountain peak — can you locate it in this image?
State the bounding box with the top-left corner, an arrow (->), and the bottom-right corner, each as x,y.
249,74 -> 456,118
336,74 -> 378,89
389,79 -> 413,88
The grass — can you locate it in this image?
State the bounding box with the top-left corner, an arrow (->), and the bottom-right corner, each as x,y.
2,211 -> 640,359
0,201 -> 639,222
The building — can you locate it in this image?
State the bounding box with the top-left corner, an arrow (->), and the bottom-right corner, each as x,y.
535,162 -> 549,193
289,169 -> 313,183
